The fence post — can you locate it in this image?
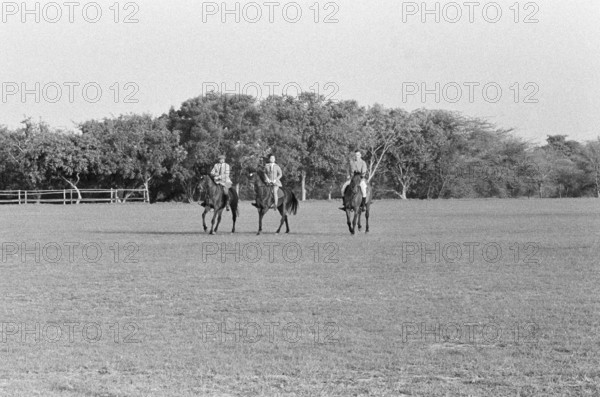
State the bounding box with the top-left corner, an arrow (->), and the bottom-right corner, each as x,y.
18,190 -> 21,205
70,189 -> 72,204
111,188 -> 114,204
63,190 -> 66,205
24,191 -> 27,204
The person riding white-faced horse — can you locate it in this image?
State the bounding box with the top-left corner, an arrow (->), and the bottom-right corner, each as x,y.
202,154 -> 232,211
340,150 -> 368,211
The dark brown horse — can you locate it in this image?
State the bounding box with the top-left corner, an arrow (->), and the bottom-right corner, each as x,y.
341,172 -> 372,235
249,170 -> 298,235
199,174 -> 239,234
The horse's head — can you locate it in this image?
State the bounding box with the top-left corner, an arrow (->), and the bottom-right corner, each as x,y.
349,172 -> 363,192
199,174 -> 217,189
250,168 -> 268,186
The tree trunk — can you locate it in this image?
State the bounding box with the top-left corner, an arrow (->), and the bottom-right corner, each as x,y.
62,177 -> 82,204
144,179 -> 150,203
400,184 -> 408,200
397,175 -> 410,200
301,171 -> 306,201
437,177 -> 447,199
235,183 -> 240,196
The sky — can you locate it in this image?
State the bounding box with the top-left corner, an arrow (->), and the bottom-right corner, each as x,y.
1,0 -> 599,145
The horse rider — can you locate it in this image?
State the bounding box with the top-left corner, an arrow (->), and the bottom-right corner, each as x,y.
339,149 -> 368,211
265,155 -> 283,209
206,154 -> 232,211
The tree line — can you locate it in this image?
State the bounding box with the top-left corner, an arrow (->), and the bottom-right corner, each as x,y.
1,92 -> 599,202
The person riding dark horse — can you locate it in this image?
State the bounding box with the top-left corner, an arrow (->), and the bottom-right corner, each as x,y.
199,171 -> 239,235
201,154 -> 232,211
340,149 -> 369,211
340,150 -> 372,234
250,161 -> 298,235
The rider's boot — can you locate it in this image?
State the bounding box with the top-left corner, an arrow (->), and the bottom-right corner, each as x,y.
339,197 -> 346,211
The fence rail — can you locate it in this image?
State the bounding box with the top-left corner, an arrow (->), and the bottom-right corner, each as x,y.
0,189 -> 149,204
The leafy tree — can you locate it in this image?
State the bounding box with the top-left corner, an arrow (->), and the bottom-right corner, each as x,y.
384,115 -> 426,199
81,114 -> 184,202
357,105 -> 408,185
581,138 -> 600,197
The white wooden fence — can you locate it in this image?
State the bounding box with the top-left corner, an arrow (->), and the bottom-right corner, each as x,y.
0,189 -> 149,204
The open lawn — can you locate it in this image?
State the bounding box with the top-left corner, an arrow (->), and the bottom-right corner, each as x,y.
1,199 -> 599,396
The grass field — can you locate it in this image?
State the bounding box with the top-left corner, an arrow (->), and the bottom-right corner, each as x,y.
1,199 -> 599,396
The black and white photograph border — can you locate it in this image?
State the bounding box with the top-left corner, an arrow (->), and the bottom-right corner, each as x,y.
1,1 -> 599,396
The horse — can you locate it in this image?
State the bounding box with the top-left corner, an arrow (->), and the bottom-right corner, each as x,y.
342,172 -> 372,235
249,169 -> 299,235
199,174 -> 239,234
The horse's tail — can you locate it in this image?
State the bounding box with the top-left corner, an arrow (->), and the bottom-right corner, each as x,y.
228,188 -> 240,218
286,191 -> 299,215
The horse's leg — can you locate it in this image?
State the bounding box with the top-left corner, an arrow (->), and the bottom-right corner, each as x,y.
358,207 -> 363,231
276,203 -> 285,233
283,195 -> 290,233
352,207 -> 359,234
346,209 -> 354,234
214,208 -> 223,233
202,207 -> 209,232
231,207 -> 236,234
209,210 -> 218,235
365,204 -> 370,233
229,188 -> 237,233
257,208 -> 265,235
